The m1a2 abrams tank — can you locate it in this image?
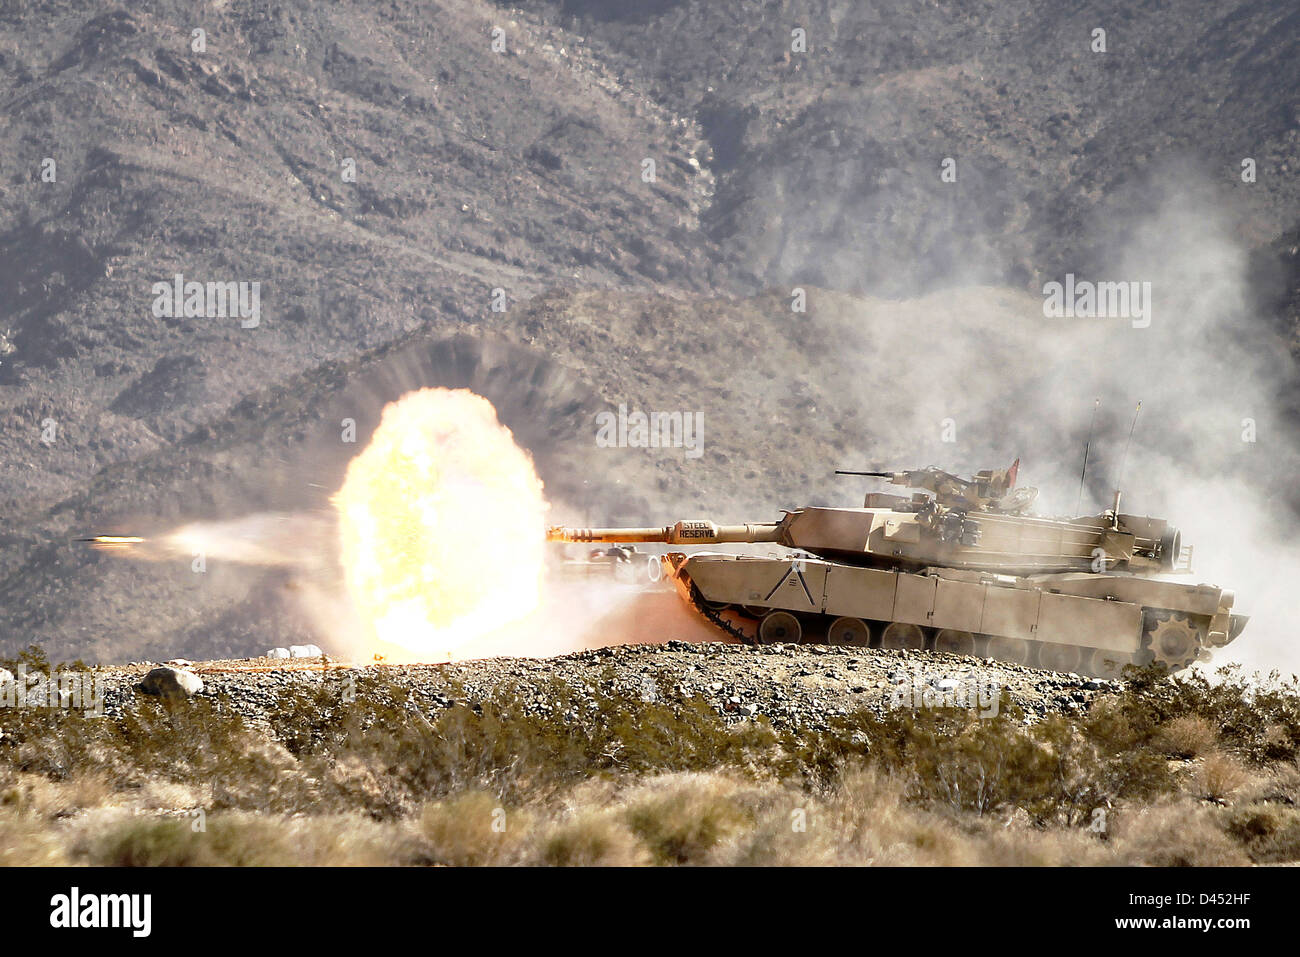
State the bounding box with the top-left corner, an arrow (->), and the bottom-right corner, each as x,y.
547,462 -> 1248,677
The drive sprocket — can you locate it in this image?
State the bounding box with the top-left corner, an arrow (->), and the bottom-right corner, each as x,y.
1143,611 -> 1203,671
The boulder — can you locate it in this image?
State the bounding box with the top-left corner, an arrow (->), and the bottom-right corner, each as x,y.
139,666 -> 204,699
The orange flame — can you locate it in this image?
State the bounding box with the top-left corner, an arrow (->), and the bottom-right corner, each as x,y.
332,388 -> 547,661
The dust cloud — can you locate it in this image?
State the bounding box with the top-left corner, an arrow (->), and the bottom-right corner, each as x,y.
806,173 -> 1298,674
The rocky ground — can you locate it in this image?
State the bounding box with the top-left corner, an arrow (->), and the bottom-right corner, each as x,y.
94,642 -> 1117,730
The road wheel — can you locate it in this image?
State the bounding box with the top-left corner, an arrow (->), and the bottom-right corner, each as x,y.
934,629 -> 976,655
759,611 -> 802,644
741,604 -> 769,618
827,616 -> 872,647
985,635 -> 1031,664
881,622 -> 925,651
1083,649 -> 1126,680
1038,642 -> 1081,673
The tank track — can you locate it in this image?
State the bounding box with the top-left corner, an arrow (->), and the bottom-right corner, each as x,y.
688,584 -> 758,646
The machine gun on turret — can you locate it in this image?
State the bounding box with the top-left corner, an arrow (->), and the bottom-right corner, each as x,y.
835,460 -> 1037,514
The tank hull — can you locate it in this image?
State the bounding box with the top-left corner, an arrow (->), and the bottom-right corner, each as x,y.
666,551 -> 1243,677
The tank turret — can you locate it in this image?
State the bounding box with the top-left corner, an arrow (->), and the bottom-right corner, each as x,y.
550,462 -> 1174,577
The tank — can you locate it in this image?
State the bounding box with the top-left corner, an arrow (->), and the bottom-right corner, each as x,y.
547,462 -> 1249,677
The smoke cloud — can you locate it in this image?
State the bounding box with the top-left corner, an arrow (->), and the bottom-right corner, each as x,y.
799,170 -> 1298,674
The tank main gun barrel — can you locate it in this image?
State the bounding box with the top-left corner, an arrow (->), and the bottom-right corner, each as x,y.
547,520 -> 784,546
834,470 -> 896,478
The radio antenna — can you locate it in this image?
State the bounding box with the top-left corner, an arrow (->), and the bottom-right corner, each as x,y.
1116,401 -> 1141,488
1074,397 -> 1100,515
1112,401 -> 1141,521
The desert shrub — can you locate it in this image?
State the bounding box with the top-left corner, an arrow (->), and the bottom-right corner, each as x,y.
90,813 -> 296,866
694,773 -> 849,867
116,698 -> 313,812
1068,709 -> 1176,814
1191,751 -> 1255,802
414,791 -> 529,866
280,814 -> 399,866
1153,714 -> 1219,758
0,770 -> 113,819
1113,666 -> 1300,763
533,811 -> 650,866
897,709 -> 1043,815
826,765 -> 975,864
1015,716 -> 1118,826
1240,757 -> 1300,807
1219,804 -> 1300,863
87,811 -> 401,866
620,773 -> 753,865
0,813 -> 68,865
1113,800 -> 1249,866
91,817 -> 219,866
0,688 -> 316,815
777,702 -> 1026,805
806,705 -> 1171,823
304,674 -> 780,814
0,701 -> 119,783
0,644 -> 89,675
975,824 -> 1114,866
712,810 -> 838,866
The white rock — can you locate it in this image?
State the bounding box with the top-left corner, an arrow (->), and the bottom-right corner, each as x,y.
139,667 -> 204,699
0,668 -> 13,685
267,648 -> 290,659
289,644 -> 323,658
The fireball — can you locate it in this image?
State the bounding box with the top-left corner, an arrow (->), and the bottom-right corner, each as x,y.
332,388 -> 547,660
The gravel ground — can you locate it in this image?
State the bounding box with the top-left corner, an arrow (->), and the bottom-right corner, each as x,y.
93,642 -> 1119,731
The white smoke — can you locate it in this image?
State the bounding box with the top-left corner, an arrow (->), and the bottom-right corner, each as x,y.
812,174 -> 1298,673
